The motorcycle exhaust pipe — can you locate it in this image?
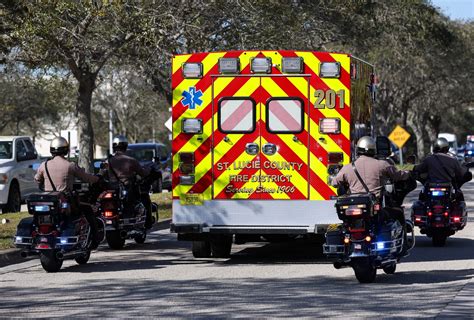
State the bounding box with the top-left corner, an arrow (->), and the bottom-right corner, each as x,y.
120,230 -> 128,239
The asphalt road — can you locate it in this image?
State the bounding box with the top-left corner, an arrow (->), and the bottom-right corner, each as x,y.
1,178 -> 474,319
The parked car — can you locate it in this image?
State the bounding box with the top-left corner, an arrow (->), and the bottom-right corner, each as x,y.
464,142 -> 474,164
0,136 -> 41,213
126,143 -> 171,192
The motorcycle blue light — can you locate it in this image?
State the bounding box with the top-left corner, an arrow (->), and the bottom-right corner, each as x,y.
376,242 -> 384,249
60,238 -> 68,244
15,236 -> 22,243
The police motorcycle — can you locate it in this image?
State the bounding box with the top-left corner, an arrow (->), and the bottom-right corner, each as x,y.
411,162 -> 473,247
324,137 -> 417,283
14,166 -> 106,273
96,161 -> 159,249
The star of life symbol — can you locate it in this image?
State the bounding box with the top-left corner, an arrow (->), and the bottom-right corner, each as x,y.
181,87 -> 203,110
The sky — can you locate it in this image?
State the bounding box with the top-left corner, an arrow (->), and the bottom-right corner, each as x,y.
430,0 -> 474,20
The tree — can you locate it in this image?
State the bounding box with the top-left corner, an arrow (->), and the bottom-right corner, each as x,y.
5,1 -> 157,171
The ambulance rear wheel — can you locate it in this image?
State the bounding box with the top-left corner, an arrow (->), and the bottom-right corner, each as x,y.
210,235 -> 232,258
192,240 -> 211,258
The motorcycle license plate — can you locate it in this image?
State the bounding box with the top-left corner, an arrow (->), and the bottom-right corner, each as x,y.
354,244 -> 362,250
180,194 -> 203,206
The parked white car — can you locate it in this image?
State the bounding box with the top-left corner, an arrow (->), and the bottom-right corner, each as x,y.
0,136 -> 41,213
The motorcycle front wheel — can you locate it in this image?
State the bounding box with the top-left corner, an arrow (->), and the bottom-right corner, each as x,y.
106,230 -> 125,249
134,231 -> 147,244
352,258 -> 377,283
40,251 -> 63,273
382,263 -> 397,275
75,250 -> 91,265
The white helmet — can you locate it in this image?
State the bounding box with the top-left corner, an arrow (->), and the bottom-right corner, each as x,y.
112,135 -> 128,152
50,137 -> 69,156
356,136 -> 376,157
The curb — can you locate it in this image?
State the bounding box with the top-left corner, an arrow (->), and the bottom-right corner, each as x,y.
0,219 -> 171,268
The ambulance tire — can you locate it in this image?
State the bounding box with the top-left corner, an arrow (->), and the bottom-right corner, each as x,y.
210,235 -> 233,258
192,240 -> 211,258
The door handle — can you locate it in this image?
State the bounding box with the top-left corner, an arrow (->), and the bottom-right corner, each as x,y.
245,143 -> 259,155
262,143 -> 277,156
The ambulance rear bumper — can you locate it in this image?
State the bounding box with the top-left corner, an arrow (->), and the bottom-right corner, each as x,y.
171,199 -> 338,236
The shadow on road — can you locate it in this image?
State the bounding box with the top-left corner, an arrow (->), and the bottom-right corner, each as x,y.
1,266 -> 472,318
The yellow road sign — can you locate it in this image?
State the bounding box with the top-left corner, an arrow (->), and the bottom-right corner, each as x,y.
388,125 -> 411,148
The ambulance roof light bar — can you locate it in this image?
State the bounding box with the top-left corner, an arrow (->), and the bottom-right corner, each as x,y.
219,58 -> 240,74
320,62 -> 341,78
182,63 -> 203,78
250,57 -> 272,74
282,57 -> 304,73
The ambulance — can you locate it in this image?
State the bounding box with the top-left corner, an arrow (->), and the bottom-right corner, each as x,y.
170,50 -> 376,258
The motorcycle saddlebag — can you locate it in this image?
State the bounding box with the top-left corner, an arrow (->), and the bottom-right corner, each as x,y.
335,193 -> 376,220
324,224 -> 344,255
16,217 -> 34,237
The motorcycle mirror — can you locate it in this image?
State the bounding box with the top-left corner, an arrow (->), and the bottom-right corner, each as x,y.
376,136 -> 392,158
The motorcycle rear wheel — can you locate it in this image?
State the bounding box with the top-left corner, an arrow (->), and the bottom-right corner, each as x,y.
432,234 -> 447,247
352,259 -> 377,283
382,263 -> 397,274
75,250 -> 91,265
134,231 -> 147,244
106,231 -> 125,249
40,251 -> 63,273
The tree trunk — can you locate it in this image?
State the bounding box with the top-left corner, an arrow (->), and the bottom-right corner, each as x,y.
408,117 -> 425,161
76,74 -> 95,173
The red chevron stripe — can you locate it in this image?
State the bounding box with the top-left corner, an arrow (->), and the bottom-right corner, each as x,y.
258,86 -> 334,199
314,52 -> 351,90
259,154 -> 306,199
174,79 -> 261,195
172,68 -> 253,156
268,75 -> 351,155
172,51 -> 243,120
215,166 -> 260,199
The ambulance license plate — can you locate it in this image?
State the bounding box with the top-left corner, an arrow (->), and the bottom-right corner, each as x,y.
180,194 -> 203,206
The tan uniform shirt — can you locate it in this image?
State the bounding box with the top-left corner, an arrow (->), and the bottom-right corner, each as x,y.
332,155 -> 410,197
106,151 -> 150,185
35,156 -> 99,192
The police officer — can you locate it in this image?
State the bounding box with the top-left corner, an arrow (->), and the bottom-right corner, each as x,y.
414,138 -> 470,186
331,136 -> 412,227
34,137 -> 101,248
414,138 -> 472,198
105,135 -> 153,228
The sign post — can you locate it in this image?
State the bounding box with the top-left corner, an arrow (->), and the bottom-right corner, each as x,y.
388,125 -> 411,166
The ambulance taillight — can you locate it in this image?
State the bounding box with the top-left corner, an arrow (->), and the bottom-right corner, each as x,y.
179,152 -> 195,185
